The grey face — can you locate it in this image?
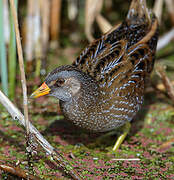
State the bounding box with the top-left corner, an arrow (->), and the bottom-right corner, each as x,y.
45,66 -> 82,102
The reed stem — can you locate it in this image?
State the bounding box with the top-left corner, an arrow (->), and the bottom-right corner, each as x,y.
0,0 -> 8,96
9,0 -> 30,135
8,0 -> 18,99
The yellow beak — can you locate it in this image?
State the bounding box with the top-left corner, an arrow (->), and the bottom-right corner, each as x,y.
30,82 -> 51,98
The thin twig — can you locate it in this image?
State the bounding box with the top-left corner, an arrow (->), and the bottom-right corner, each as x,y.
9,0 -> 30,136
0,164 -> 41,180
0,90 -> 82,180
159,137 -> 174,149
156,64 -> 174,102
156,81 -> 174,91
112,158 -> 140,161
9,0 -> 33,174
0,90 -> 53,154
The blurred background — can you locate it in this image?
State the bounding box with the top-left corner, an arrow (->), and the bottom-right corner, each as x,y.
0,0 -> 174,99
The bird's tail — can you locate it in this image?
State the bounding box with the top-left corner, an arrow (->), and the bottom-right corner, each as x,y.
127,0 -> 151,26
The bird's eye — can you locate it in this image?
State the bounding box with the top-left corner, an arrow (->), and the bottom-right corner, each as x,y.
55,78 -> 65,87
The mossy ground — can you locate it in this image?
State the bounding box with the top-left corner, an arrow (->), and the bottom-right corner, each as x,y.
0,63 -> 174,179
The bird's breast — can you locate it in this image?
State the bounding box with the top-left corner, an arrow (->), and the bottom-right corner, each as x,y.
60,93 -> 143,132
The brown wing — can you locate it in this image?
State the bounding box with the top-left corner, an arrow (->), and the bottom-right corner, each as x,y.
103,44 -> 152,96
72,26 -> 127,81
73,20 -> 157,84
73,11 -> 158,107
108,18 -> 158,98
100,18 -> 158,121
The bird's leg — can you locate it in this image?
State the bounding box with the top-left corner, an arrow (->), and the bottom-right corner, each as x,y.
89,122 -> 131,151
112,121 -> 131,151
88,130 -> 117,149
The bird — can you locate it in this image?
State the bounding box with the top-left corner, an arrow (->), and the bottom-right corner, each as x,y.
31,0 -> 159,151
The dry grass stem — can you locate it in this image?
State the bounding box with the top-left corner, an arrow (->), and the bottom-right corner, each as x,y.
112,158 -> 140,161
0,90 -> 54,154
156,65 -> 174,102
157,81 -> 174,91
85,0 -> 103,42
96,14 -> 112,34
165,0 -> 174,25
153,0 -> 163,24
9,0 -> 30,135
50,0 -> 62,48
157,28 -> 174,51
40,0 -> 50,55
25,0 -> 35,62
68,0 -> 78,21
0,164 -> 41,180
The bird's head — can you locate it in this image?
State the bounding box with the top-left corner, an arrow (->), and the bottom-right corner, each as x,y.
31,65 -> 97,102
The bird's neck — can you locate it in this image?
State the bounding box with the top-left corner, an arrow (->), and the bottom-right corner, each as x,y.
60,77 -> 100,117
